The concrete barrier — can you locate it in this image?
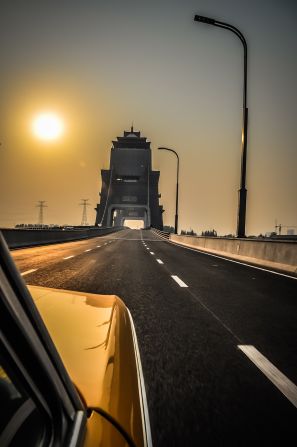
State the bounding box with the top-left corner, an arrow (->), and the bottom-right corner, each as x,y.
1,227 -> 123,249
170,234 -> 297,276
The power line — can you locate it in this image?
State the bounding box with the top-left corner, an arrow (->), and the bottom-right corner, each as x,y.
79,199 -> 90,226
36,201 -> 47,225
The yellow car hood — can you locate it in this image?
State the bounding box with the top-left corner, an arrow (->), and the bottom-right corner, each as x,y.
28,285 -> 145,447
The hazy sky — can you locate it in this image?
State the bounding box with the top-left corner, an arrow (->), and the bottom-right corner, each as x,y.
0,0 -> 296,235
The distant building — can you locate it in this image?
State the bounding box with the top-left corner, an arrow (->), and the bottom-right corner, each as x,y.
95,127 -> 164,229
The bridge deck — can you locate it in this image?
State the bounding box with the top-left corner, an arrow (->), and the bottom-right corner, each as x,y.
12,229 -> 297,446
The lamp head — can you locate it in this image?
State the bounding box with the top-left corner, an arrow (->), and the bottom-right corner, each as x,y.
194,15 -> 216,25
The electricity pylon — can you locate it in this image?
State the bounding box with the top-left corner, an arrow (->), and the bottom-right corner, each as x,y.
79,199 -> 90,226
36,201 -> 47,225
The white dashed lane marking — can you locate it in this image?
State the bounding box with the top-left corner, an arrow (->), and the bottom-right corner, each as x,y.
238,345 -> 297,409
150,252 -> 155,255
156,259 -> 164,264
85,249 -> 92,252
171,275 -> 188,288
63,255 -> 74,260
97,245 -> 101,248
21,269 -> 37,276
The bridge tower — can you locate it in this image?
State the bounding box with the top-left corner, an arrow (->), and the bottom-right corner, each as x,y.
95,127 -> 164,229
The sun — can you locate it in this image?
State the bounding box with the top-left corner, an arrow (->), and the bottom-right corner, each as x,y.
32,113 -> 64,141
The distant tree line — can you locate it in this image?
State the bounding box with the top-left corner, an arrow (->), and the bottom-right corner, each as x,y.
181,229 -> 197,236
15,223 -> 62,229
180,229 -> 219,237
201,229 -> 217,237
163,225 -> 175,233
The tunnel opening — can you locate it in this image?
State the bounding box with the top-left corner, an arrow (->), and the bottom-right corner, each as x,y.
110,205 -> 150,228
123,219 -> 145,229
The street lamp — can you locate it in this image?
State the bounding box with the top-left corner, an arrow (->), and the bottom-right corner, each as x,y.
194,14 -> 248,238
158,147 -> 179,234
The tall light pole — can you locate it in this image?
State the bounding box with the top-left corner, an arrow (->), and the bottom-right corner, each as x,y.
158,147 -> 179,234
194,14 -> 248,238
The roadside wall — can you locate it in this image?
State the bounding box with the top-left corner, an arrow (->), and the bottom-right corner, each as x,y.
1,227 -> 123,249
170,234 -> 297,276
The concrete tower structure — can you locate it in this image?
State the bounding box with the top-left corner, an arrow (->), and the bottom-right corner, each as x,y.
95,128 -> 164,229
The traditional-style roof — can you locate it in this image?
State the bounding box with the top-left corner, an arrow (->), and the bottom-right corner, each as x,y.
112,127 -> 151,149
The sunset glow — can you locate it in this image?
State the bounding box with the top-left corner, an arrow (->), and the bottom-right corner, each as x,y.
32,113 -> 64,141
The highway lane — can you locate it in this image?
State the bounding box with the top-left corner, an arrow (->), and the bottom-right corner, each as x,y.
11,229 -> 297,446
12,235 -> 119,273
148,233 -> 297,384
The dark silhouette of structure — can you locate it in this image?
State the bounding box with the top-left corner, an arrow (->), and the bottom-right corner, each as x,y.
95,127 -> 163,229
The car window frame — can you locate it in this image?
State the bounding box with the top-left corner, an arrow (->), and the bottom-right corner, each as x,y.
0,231 -> 86,446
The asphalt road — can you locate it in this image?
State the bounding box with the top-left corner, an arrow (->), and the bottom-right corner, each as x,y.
12,229 -> 297,446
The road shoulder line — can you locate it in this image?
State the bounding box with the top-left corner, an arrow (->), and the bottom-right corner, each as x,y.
168,240 -> 297,280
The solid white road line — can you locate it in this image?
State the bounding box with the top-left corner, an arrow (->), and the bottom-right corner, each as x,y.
156,259 -> 164,264
96,245 -> 101,247
63,255 -> 74,259
238,345 -> 297,408
171,275 -> 188,288
127,309 -> 153,447
21,269 -> 37,276
150,252 -> 155,255
85,249 -> 92,252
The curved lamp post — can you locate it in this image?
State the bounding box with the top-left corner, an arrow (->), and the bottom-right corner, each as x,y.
158,147 -> 179,234
194,14 -> 248,238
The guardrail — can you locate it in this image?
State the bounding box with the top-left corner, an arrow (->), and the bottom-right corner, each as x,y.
1,227 -> 123,249
151,228 -> 170,240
